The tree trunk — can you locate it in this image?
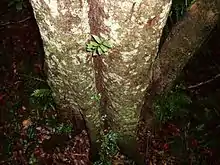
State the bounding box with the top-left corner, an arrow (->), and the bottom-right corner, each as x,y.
30,0 -> 172,160
138,0 -> 220,154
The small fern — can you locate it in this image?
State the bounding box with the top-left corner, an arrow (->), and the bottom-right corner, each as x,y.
31,89 -> 51,98
30,88 -> 55,110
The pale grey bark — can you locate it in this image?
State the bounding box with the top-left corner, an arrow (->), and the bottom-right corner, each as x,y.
30,0 -> 172,145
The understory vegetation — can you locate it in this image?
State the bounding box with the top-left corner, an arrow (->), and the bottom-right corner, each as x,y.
1,0 -> 220,164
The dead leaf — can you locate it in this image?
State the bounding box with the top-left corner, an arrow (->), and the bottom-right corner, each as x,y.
22,119 -> 32,129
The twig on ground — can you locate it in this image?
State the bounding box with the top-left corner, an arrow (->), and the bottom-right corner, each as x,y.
188,73 -> 220,89
0,16 -> 31,27
19,73 -> 46,83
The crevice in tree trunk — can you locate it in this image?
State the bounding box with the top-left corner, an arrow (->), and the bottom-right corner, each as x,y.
87,0 -> 112,130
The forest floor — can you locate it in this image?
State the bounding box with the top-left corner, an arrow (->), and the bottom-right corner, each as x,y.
1,0 -> 220,165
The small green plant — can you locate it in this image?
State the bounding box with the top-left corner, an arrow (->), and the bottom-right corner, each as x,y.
27,125 -> 37,140
30,88 -> 55,110
171,0 -> 195,21
29,153 -> 38,165
55,123 -> 73,134
86,35 -> 112,56
8,0 -> 25,11
91,93 -> 101,102
94,130 -> 119,165
153,89 -> 191,123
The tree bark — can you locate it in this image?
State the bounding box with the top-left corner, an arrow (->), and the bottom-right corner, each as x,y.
137,0 -> 220,155
30,0 -> 172,161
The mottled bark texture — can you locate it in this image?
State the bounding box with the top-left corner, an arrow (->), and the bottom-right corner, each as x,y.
138,0 -> 220,154
30,0 -> 171,144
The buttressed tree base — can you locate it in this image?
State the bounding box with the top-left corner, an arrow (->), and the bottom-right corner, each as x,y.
30,0 -> 172,162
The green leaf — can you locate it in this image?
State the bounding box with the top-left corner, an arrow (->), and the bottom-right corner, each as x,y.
100,44 -> 109,53
8,0 -> 19,7
92,51 -> 98,57
97,47 -> 104,55
92,35 -> 102,44
8,1 -> 15,7
16,2 -> 23,11
86,43 -> 95,49
86,47 -> 93,52
89,41 -> 99,47
196,124 -> 205,131
102,40 -> 112,48
31,89 -> 51,97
